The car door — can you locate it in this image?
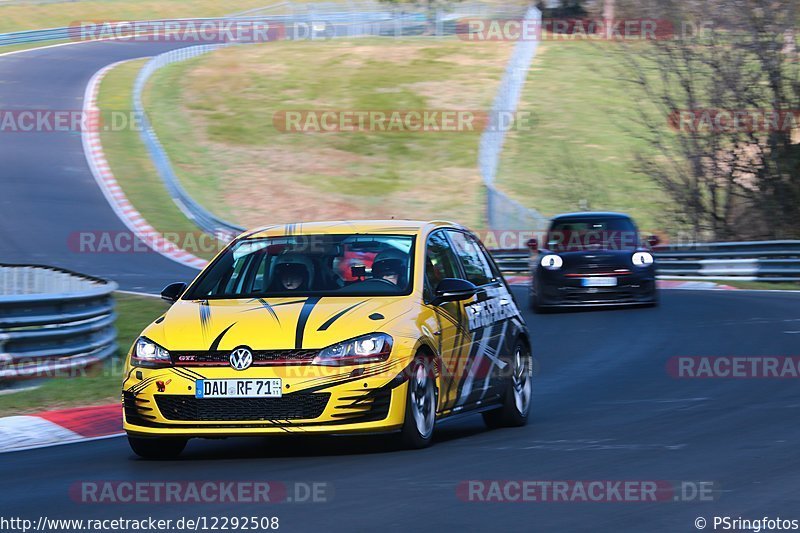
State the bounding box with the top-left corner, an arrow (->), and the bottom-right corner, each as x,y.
445,230 -> 517,409
422,230 -> 472,416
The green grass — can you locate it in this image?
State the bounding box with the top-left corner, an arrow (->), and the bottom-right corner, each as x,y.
97,59 -> 218,259
0,0 -> 294,34
0,293 -> 168,416
718,281 -> 800,291
0,39 -> 73,55
143,38 -> 514,229
497,41 -> 670,233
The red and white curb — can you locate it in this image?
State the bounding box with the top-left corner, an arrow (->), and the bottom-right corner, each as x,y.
82,61 -> 208,270
0,404 -> 122,453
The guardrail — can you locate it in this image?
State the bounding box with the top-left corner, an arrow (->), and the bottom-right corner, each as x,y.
0,2 -> 521,48
490,241 -> 800,282
132,44 -> 245,238
0,265 -> 118,387
479,5 -> 548,232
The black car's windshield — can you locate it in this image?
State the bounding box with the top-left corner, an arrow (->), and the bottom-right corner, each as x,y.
185,234 -> 415,299
547,217 -> 639,252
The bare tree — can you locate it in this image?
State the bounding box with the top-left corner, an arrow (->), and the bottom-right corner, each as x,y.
621,0 -> 800,240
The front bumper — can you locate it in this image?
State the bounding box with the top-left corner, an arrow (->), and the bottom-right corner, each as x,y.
122,362 -> 409,437
533,269 -> 657,307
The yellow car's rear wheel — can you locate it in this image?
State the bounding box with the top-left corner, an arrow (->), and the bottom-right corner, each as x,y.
483,340 -> 532,428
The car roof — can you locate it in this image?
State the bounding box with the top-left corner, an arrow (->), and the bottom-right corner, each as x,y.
243,220 -> 462,240
551,211 -> 632,221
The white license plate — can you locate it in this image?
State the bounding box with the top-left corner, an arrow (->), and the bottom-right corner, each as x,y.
581,277 -> 618,287
195,379 -> 282,399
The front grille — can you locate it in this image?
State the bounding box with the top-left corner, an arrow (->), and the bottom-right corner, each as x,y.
571,265 -> 630,275
171,349 -> 318,366
154,393 -> 330,421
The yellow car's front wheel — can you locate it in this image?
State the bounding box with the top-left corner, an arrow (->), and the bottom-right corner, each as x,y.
128,436 -> 187,459
400,356 -> 437,449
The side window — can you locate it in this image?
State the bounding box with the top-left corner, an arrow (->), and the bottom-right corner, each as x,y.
446,231 -> 495,287
424,231 -> 460,299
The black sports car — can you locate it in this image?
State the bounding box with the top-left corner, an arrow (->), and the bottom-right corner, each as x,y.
528,212 -> 658,312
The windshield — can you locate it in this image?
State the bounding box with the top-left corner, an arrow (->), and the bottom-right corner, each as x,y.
185,234 -> 415,299
546,218 -> 639,252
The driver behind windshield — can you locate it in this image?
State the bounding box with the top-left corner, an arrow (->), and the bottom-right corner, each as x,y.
371,250 -> 408,286
271,260 -> 311,291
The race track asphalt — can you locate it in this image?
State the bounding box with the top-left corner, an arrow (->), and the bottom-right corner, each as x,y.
0,40 -> 202,292
2,287 -> 800,532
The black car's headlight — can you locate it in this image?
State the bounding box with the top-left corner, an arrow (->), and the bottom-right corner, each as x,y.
540,254 -> 563,270
312,333 -> 393,366
632,252 -> 654,267
132,337 -> 171,367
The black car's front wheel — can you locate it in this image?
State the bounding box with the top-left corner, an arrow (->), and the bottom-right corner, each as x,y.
529,279 -> 546,314
483,340 -> 533,428
400,356 -> 437,449
128,436 -> 187,459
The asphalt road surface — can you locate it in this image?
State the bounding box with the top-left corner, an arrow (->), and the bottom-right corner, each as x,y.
0,40 -> 202,292
2,288 -> 800,532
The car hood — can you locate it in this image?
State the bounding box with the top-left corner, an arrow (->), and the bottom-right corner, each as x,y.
141,296 -> 417,352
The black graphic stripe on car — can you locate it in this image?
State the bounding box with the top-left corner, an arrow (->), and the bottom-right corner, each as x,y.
295,297 -> 321,349
209,322 -> 237,352
317,301 -> 367,331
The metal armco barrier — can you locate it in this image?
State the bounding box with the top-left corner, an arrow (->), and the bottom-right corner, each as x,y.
490,241 -> 800,282
132,44 -> 245,238
0,265 -> 118,385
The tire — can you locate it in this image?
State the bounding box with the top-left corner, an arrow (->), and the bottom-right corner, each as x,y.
400,355 -> 437,449
530,283 -> 544,314
483,340 -> 533,429
128,436 -> 187,459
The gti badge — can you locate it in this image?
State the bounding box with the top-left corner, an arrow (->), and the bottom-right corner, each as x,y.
229,347 -> 253,370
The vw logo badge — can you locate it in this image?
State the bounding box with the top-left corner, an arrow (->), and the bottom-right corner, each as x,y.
229,347 -> 253,371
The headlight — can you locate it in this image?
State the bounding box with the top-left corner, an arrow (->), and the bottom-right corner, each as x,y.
312,333 -> 392,366
632,252 -> 654,266
132,337 -> 171,366
540,254 -> 563,270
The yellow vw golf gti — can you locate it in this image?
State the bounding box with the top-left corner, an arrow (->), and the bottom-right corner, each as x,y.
123,221 -> 532,458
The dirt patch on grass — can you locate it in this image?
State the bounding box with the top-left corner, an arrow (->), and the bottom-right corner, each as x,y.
153,38 -> 512,228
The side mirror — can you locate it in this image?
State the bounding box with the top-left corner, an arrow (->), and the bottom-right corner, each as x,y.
161,282 -> 187,303
526,238 -> 538,251
431,278 -> 478,306
647,235 -> 661,247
